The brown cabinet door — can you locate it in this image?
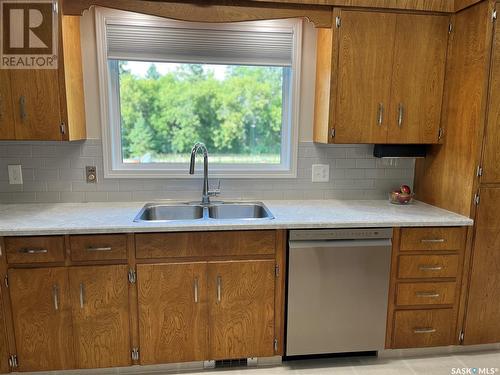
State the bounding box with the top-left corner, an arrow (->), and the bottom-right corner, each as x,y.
207,260 -> 275,360
388,14 -> 449,144
464,188 -> 500,344
9,267 -> 74,371
0,289 -> 11,373
69,265 -> 130,369
9,69 -> 62,140
137,262 -> 208,364
0,70 -> 15,139
481,14 -> 500,183
334,10 -> 396,143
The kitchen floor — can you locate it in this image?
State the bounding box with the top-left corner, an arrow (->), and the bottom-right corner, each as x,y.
21,349 -> 500,375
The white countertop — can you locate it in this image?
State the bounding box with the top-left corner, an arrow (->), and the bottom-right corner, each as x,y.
0,200 -> 472,236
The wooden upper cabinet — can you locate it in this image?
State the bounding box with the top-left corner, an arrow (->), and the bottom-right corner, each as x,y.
137,262 -> 208,364
314,9 -> 450,145
480,11 -> 500,184
388,14 -> 449,143
334,11 -> 396,144
9,70 -> 62,140
0,70 -> 15,140
2,14 -> 85,141
69,265 -> 130,369
207,260 -> 275,360
9,267 -> 75,372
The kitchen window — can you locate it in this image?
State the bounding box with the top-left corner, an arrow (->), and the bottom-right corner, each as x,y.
95,8 -> 302,178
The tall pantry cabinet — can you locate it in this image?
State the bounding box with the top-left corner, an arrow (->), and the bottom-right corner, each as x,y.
415,0 -> 500,345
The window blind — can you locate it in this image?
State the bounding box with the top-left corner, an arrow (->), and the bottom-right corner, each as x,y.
106,21 -> 294,67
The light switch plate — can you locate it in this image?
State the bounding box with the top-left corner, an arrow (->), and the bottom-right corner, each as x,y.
312,164 -> 329,182
8,165 -> 23,185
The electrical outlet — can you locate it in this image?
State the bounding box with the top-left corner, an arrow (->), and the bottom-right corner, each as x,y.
86,166 -> 97,183
312,164 -> 329,182
8,165 -> 23,185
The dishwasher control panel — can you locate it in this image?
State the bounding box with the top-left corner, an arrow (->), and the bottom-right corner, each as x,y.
289,228 -> 393,241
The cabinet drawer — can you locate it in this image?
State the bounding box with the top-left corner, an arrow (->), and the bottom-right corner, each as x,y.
398,255 -> 459,279
392,309 -> 455,348
70,234 -> 128,261
5,236 -> 65,264
400,227 -> 466,252
396,282 -> 456,306
136,230 -> 276,259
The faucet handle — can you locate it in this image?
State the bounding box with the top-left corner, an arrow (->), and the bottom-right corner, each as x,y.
208,180 -> 221,197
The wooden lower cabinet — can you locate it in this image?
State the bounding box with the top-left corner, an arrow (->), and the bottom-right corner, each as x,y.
9,268 -> 75,372
137,260 -> 276,364
207,260 -> 275,360
3,230 -> 284,371
386,227 -> 467,349
137,262 -> 208,364
0,289 -> 9,374
8,265 -> 130,371
69,265 -> 131,368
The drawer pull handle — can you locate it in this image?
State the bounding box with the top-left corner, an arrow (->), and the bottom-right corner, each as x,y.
420,239 -> 445,243
415,291 -> 440,298
418,265 -> 443,271
377,103 -> 384,125
19,248 -> 48,254
194,277 -> 199,303
79,283 -> 85,308
86,246 -> 112,252
216,275 -> 222,303
413,327 -> 436,334
52,284 -> 59,311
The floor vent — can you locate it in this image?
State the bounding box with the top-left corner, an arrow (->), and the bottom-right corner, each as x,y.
215,358 -> 248,368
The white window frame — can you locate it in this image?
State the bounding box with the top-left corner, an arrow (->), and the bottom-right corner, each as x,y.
95,7 -> 301,179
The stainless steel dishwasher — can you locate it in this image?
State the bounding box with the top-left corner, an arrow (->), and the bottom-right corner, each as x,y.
286,228 -> 392,356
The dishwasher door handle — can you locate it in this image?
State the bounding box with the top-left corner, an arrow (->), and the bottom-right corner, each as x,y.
289,239 -> 392,249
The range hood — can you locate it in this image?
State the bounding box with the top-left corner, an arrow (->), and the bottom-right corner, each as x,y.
373,144 -> 427,158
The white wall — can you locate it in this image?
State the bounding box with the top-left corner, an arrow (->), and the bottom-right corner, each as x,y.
78,8 -> 318,142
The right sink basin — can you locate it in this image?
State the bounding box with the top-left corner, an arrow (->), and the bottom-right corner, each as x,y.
208,202 -> 274,220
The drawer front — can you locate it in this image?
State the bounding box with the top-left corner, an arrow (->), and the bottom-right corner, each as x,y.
5,236 -> 65,264
392,309 -> 455,348
398,255 -> 459,279
396,282 -> 456,306
70,234 -> 128,261
400,227 -> 466,252
136,230 -> 276,259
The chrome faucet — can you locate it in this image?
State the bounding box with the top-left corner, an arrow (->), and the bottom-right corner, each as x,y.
189,142 -> 220,204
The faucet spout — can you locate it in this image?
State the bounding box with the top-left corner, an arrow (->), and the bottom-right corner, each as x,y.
189,142 -> 210,204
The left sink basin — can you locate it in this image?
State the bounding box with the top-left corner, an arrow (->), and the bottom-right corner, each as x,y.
134,203 -> 204,222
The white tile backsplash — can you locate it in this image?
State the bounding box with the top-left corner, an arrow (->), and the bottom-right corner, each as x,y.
0,140 -> 415,203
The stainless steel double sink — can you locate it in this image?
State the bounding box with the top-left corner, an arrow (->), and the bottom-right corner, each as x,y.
134,201 -> 274,222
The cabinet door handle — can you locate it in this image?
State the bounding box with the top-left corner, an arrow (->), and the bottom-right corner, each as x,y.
377,103 -> 384,125
18,248 -> 48,254
52,284 -> 59,311
216,276 -> 222,303
86,246 -> 112,252
415,291 -> 440,298
79,283 -> 85,308
413,327 -> 436,334
418,265 -> 443,271
420,239 -> 445,243
19,96 -> 27,121
194,277 -> 199,303
0,95 -> 3,121
397,103 -> 404,128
